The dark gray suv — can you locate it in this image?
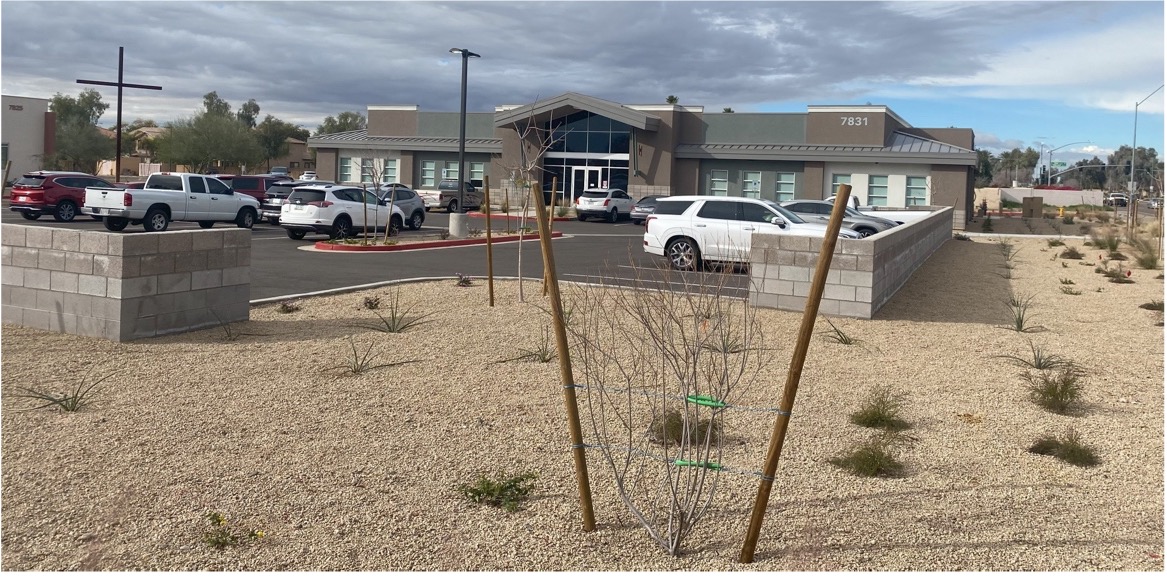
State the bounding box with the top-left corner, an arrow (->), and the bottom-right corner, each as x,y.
438,179 -> 482,213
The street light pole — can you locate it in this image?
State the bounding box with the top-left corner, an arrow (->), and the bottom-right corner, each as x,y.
1045,141 -> 1091,185
448,47 -> 480,238
1129,85 -> 1164,203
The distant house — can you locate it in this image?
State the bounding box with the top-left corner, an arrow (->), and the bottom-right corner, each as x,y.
265,137 -> 315,178
1,94 -> 55,182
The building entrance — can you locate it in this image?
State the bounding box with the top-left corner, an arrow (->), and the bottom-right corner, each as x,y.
571,167 -> 602,202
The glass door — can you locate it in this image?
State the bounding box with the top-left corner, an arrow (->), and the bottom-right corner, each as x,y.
571,167 -> 601,203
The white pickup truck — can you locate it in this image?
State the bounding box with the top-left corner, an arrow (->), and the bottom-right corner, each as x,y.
84,172 -> 261,232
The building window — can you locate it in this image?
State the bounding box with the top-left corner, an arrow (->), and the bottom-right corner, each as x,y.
443,161 -> 459,180
868,175 -> 888,206
776,172 -> 795,201
742,171 -> 761,199
380,159 -> 398,183
470,162 -> 485,182
361,158 -> 374,183
339,157 -> 352,182
421,161 -> 436,187
709,170 -> 729,196
906,176 -> 928,206
831,174 -> 851,196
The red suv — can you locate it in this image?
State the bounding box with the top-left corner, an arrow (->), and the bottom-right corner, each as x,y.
9,171 -> 116,222
219,175 -> 292,204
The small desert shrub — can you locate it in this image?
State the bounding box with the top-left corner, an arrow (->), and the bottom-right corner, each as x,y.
329,337 -> 417,375
362,291 -> 433,333
438,229 -> 451,240
1134,252 -> 1161,270
981,215 -> 994,232
458,471 -> 538,512
1005,292 -> 1041,332
1139,300 -> 1164,311
647,409 -> 722,446
556,205 -> 571,218
202,512 -> 264,549
1028,429 -> 1099,467
455,273 -> 474,287
829,432 -> 909,478
1104,266 -> 1135,284
1060,246 -> 1084,259
953,233 -> 971,241
1089,227 -> 1121,252
996,238 -> 1021,261
362,295 -> 382,310
819,317 -> 859,345
1023,367 -> 1085,415
1059,278 -> 1074,285
501,326 -> 557,363
276,300 -> 301,314
995,340 -> 1073,372
12,368 -> 110,412
497,193 -> 511,214
467,227 -> 484,238
1107,250 -> 1127,261
702,331 -> 747,354
849,386 -> 911,431
1046,238 -> 1065,247
1062,215 -> 1075,224
1060,286 -> 1082,295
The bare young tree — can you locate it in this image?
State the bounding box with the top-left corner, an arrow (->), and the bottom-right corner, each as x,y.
359,157 -> 397,245
562,261 -> 766,556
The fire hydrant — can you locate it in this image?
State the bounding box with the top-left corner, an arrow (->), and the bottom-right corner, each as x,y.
1058,207 -> 1065,218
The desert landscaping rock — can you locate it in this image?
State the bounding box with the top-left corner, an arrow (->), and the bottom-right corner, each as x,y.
1,234 -> 1162,570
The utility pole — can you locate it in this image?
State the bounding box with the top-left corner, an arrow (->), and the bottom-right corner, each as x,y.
76,47 -> 162,180
1129,85 -> 1164,231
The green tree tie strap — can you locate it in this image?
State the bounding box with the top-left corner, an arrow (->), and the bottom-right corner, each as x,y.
673,459 -> 723,471
685,395 -> 726,408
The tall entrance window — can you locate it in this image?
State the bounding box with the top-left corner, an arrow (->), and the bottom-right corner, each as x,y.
776,172 -> 795,201
709,170 -> 729,196
542,110 -> 631,203
742,171 -> 761,198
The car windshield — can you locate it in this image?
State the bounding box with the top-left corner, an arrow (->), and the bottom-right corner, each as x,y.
844,207 -> 866,218
13,176 -> 47,187
762,200 -> 806,224
581,191 -> 609,198
635,196 -> 661,206
288,189 -> 326,204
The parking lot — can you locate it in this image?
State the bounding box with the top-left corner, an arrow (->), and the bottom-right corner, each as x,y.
0,205 -> 751,301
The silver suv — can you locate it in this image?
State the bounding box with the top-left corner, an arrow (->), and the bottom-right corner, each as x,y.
779,200 -> 898,238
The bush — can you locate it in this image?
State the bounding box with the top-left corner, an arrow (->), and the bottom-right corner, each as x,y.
457,472 -> 538,512
849,386 -> 911,431
1140,300 -> 1164,311
1060,246 -> 1084,259
1028,429 -> 1099,467
1023,367 -> 1085,415
276,300 -> 301,314
829,433 -> 909,478
647,409 -> 722,446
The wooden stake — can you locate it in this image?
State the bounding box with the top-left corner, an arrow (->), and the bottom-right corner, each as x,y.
543,177 -> 559,297
484,175 -> 494,307
739,184 -> 853,563
531,185 -> 596,531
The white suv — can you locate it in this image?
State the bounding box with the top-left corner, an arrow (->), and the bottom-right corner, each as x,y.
575,188 -> 634,222
280,184 -> 405,240
643,196 -> 861,270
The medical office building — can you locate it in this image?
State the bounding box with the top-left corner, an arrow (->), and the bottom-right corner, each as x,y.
308,92 -> 977,228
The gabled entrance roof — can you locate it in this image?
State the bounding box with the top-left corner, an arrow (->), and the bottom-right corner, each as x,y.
493,92 -> 660,131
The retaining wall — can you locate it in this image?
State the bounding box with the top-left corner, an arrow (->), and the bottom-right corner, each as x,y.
748,208 -> 953,319
1,225 -> 250,341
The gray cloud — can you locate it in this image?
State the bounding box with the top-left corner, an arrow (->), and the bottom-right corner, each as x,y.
0,1 -> 1151,133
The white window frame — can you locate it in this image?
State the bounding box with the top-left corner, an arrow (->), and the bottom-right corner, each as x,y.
380,159 -> 399,184
709,169 -> 729,196
421,161 -> 437,188
776,172 -> 795,201
742,171 -> 761,199
831,174 -> 851,195
470,162 -> 485,182
361,158 -> 375,183
906,176 -> 928,206
339,157 -> 353,182
868,175 -> 888,206
444,161 -> 459,181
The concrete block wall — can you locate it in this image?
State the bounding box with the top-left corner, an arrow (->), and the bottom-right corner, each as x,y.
748,208 -> 952,318
2,225 -> 250,341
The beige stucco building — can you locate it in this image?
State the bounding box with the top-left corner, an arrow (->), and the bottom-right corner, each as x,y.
1,95 -> 54,182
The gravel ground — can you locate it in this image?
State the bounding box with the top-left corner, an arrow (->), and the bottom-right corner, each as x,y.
2,234 -> 1163,570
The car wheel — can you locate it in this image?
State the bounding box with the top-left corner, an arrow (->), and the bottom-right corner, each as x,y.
235,208 -> 256,229
286,229 -> 307,240
198,221 -> 215,229
447,199 -> 459,213
577,214 -> 587,221
408,211 -> 424,230
632,219 -> 643,226
20,211 -> 40,221
53,200 -> 78,222
331,215 -> 353,239
666,237 -> 701,271
855,227 -> 876,238
103,217 -> 129,232
607,208 -> 618,223
143,208 -> 169,232
390,215 -> 403,237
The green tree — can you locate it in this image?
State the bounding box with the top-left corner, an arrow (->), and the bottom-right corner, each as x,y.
44,90 -> 114,172
1071,157 -> 1107,190
1106,146 -> 1162,193
974,148 -> 994,187
155,112 -> 263,174
315,111 -> 366,135
666,95 -> 679,104
255,114 -> 307,169
722,107 -> 734,113
202,91 -> 232,117
237,99 -> 260,128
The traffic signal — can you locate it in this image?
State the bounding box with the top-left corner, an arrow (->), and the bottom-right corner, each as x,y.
1125,161 -> 1132,176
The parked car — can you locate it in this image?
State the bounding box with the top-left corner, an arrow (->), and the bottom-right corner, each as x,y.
1149,198 -> 1163,210
643,196 -> 860,270
438,179 -> 482,213
9,171 -> 116,222
219,174 -> 293,204
630,194 -> 665,225
375,183 -> 426,230
280,184 -> 404,240
83,172 -> 260,232
1104,193 -> 1128,207
300,171 -> 317,181
270,166 -> 290,177
259,179 -> 333,224
779,200 -> 898,238
575,188 -> 635,222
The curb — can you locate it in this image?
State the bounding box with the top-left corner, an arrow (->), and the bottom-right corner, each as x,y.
313,231 -> 563,252
467,211 -> 572,222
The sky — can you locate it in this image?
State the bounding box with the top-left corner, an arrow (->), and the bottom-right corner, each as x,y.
1,0 -> 1164,173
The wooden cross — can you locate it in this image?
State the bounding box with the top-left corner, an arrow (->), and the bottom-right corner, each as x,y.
76,46 -> 162,180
